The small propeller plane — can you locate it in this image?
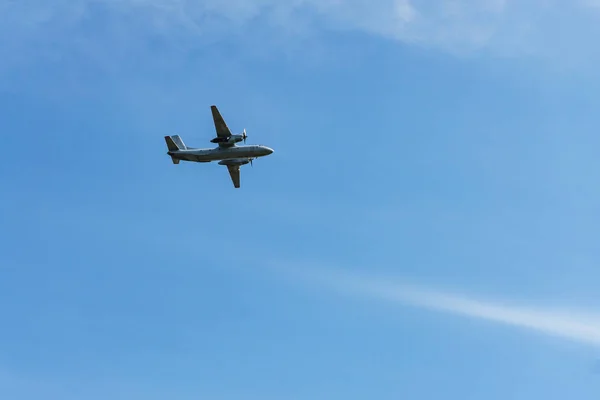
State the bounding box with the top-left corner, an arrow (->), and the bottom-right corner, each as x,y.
164,105 -> 274,188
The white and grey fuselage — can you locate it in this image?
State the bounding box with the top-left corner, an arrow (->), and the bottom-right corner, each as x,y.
168,144 -> 273,164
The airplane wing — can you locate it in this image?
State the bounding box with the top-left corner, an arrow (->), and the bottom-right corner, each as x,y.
211,105 -> 232,138
226,165 -> 241,188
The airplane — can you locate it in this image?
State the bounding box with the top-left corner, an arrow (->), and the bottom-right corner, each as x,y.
164,105 -> 274,188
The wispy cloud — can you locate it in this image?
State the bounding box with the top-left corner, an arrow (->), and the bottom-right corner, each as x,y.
2,0 -> 600,72
277,264 -> 600,348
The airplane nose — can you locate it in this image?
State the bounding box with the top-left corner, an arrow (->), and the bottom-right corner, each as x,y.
265,147 -> 274,154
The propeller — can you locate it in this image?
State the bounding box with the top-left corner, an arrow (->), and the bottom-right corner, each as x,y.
242,128 -> 247,143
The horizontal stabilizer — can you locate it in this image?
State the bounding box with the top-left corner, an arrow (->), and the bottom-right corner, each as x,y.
171,156 -> 180,164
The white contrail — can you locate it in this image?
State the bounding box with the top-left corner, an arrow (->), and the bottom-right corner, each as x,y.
284,266 -> 600,347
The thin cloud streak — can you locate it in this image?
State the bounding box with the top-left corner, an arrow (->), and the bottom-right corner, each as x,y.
285,266 -> 600,347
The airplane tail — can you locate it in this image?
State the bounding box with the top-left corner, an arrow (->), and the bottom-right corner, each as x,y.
164,135 -> 187,165
165,135 -> 187,151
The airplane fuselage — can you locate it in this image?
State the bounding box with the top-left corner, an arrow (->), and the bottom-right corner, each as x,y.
168,145 -> 273,163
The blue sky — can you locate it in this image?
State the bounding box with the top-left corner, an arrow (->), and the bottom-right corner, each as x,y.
2,0 -> 600,398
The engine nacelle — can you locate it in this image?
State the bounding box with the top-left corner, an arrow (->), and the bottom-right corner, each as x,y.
218,158 -> 250,166
210,134 -> 244,144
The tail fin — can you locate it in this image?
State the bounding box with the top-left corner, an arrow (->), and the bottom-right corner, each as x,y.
164,135 -> 187,151
164,135 -> 187,164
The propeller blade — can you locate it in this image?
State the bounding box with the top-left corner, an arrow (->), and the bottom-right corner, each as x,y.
242,128 -> 247,143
